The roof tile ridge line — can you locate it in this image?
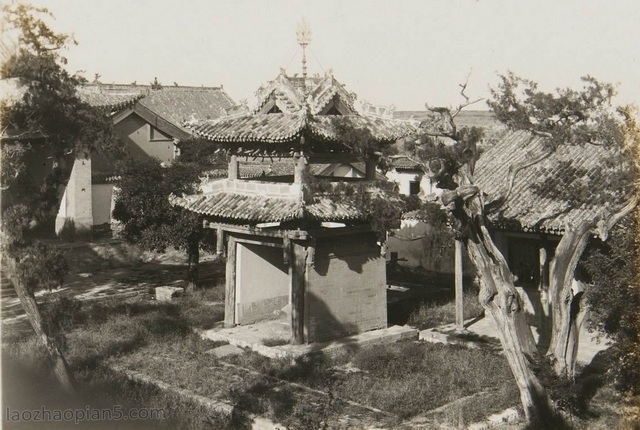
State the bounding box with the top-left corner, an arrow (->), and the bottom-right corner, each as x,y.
134,101 -> 190,133
148,85 -> 225,91
217,86 -> 237,107
254,78 -> 281,112
181,107 -> 248,131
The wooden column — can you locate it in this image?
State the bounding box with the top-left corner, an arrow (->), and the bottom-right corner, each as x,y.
365,158 -> 377,181
455,239 -> 464,329
293,154 -> 307,184
290,241 -> 306,344
539,246 -> 549,314
216,226 -> 224,256
228,154 -> 238,180
224,236 -> 237,327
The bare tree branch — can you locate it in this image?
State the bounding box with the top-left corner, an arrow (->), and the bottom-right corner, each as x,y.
503,148 -> 554,203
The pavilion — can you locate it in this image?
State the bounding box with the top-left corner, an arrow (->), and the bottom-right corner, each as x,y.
172,69 -> 415,344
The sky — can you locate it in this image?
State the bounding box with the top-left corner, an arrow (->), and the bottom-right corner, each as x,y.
8,0 -> 640,111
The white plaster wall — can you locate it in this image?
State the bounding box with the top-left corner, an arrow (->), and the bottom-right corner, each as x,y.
236,243 -> 289,324
385,170 -> 442,197
55,156 -> 93,234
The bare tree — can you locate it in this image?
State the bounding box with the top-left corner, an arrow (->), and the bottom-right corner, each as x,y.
404,73 -> 637,425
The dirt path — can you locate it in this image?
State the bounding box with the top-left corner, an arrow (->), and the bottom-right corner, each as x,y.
1,240 -> 223,324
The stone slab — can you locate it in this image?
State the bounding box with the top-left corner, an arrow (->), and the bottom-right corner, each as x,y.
205,344 -> 244,358
155,286 -> 184,302
200,324 -> 419,359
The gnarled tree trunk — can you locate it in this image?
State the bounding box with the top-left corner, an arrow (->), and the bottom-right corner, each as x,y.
446,180 -> 556,426
547,220 -> 593,378
186,236 -> 200,293
5,257 -> 75,395
547,197 -> 637,378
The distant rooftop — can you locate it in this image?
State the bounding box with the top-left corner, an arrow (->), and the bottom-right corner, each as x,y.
77,82 -> 242,133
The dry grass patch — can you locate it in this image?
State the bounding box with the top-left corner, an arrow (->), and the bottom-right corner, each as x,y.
408,288 -> 484,329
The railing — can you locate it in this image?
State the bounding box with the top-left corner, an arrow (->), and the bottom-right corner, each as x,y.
200,179 -> 302,198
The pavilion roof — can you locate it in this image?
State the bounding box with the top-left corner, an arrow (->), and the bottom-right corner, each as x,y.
254,70 -> 357,115
171,186 -> 365,224
185,112 -> 416,151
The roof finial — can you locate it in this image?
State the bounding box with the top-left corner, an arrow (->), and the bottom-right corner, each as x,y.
296,19 -> 312,82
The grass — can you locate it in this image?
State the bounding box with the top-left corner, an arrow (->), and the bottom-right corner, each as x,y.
1,288 -> 513,428
2,286 -> 229,429
407,288 -> 484,330
6,280 -> 634,429
223,340 -> 519,425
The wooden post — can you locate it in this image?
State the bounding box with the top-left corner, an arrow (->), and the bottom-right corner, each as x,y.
455,239 -> 464,329
539,246 -> 549,315
365,157 -> 377,181
216,226 -> 224,256
224,236 -> 237,327
228,154 -> 238,180
290,241 -> 306,344
293,154 -> 307,184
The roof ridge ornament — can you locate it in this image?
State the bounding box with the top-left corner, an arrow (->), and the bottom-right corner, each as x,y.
296,19 -> 312,83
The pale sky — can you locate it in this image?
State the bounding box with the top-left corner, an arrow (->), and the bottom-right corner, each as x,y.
13,0 -> 640,111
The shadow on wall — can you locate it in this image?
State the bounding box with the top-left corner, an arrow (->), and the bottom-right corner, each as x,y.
305,291 -> 361,345
312,233 -> 380,276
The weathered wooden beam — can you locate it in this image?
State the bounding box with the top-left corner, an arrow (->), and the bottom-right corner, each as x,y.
290,241 -> 307,344
216,226 -> 224,256
224,236 -> 237,328
365,158 -> 377,181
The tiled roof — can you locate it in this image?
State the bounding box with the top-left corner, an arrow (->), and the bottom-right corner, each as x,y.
390,155 -> 423,170
188,112 -> 416,145
138,87 -> 238,131
77,86 -> 143,111
75,83 -> 241,130
474,130 -> 632,234
254,71 -> 357,115
172,190 -> 364,223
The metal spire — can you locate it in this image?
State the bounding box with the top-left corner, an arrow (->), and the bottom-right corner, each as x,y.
296,19 -> 312,81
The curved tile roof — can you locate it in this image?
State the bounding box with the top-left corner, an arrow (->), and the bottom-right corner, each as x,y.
171,191 -> 364,224
187,113 -> 416,145
474,130 -> 632,234
137,88 -> 237,131
77,89 -> 143,111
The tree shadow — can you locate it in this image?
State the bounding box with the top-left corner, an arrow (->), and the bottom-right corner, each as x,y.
222,291 -> 383,429
312,233 -> 379,276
